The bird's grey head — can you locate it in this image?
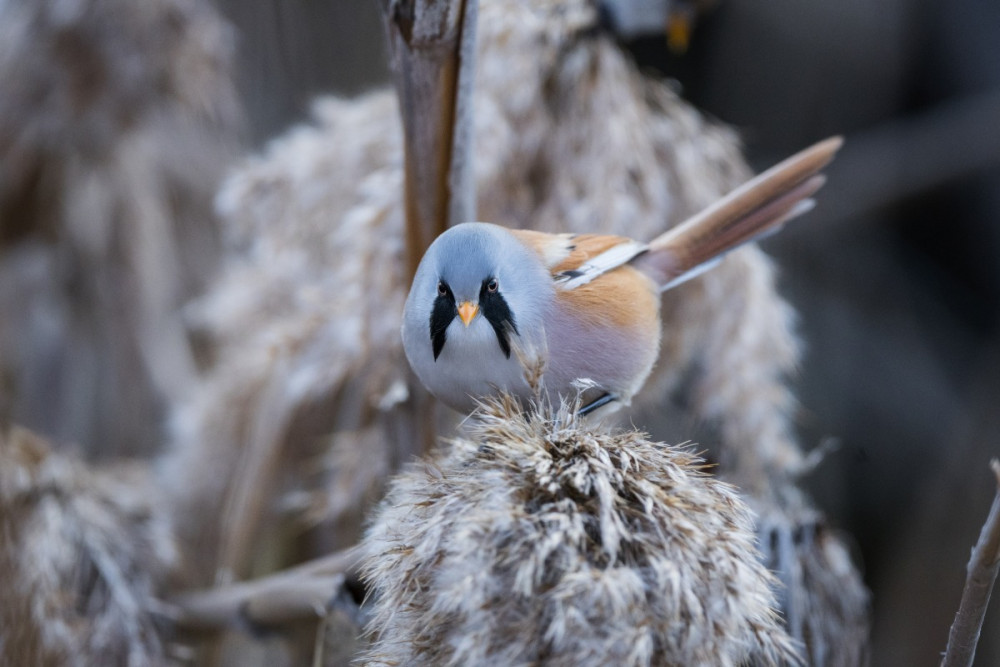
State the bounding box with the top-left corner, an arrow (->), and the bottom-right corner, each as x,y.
402,222 -> 552,370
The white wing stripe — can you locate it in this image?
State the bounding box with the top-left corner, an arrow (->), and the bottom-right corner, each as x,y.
553,240 -> 648,290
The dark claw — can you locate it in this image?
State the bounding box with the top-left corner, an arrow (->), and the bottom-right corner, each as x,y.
578,392 -> 617,416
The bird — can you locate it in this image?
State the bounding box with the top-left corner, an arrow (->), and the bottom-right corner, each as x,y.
403,136 -> 842,415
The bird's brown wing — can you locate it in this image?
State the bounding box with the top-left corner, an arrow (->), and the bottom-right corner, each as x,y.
510,229 -> 648,290
511,228 -> 661,414
631,136 -> 842,290
510,137 -> 840,294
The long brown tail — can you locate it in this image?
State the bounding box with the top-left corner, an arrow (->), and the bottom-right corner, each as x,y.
631,136 -> 843,290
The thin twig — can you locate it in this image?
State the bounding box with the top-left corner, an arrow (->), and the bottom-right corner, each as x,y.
941,459 -> 1000,667
167,547 -> 362,633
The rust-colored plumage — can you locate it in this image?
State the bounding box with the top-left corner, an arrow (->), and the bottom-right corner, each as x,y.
511,229 -> 661,332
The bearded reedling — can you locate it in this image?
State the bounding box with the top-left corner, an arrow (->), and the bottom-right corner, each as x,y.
403,137 -> 841,416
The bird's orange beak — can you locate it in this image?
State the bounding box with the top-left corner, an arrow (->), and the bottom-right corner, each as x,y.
457,301 -> 479,327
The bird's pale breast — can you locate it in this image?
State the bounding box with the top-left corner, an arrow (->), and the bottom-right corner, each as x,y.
545,264 -> 661,405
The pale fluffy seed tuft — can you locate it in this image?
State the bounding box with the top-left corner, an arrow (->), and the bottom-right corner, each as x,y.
361,398 -> 801,666
0,427 -> 177,666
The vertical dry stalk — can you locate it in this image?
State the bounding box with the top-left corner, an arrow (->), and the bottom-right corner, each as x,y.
381,0 -> 479,278
942,459 -> 1000,667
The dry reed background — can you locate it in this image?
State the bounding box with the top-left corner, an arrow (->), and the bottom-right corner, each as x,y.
1,0 -> 998,665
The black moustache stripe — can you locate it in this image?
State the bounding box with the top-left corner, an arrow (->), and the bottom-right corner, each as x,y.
428,279 -> 519,360
480,280 -> 518,359
430,285 -> 455,360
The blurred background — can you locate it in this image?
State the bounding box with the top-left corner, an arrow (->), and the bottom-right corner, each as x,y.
2,0 -> 998,664
209,1 -> 1000,663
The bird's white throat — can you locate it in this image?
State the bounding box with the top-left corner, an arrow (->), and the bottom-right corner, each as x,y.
418,314 -> 534,412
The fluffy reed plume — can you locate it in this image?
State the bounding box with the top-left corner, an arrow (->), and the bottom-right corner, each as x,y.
0,0 -> 240,459
164,0 -> 800,581
361,395 -> 800,666
754,500 -> 872,666
0,427 -> 176,666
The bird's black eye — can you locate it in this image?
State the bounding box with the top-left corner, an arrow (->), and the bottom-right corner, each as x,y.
437,281 -> 448,296
486,278 -> 498,293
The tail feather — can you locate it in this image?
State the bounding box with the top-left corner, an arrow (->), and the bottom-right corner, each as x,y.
632,136 -> 842,290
